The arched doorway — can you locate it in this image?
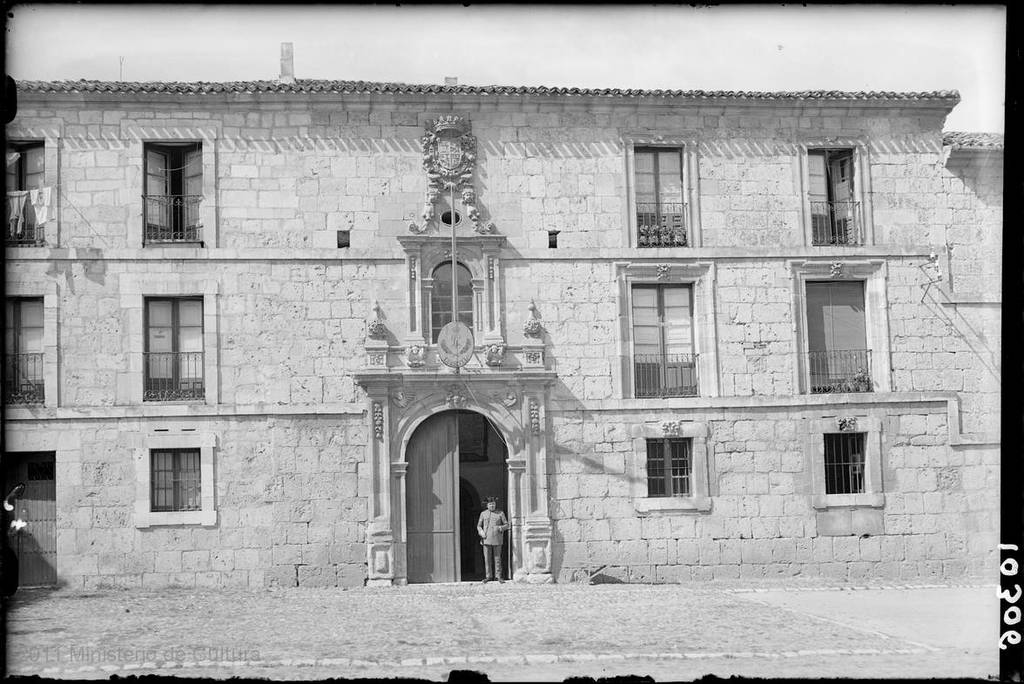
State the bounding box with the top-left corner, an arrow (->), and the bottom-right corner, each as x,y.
406,409 -> 508,583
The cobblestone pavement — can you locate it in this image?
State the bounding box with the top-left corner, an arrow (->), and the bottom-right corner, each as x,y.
4,578 -> 999,681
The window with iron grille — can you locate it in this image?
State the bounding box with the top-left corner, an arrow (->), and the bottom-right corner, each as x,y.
5,142 -> 45,245
144,142 -> 202,244
150,448 -> 202,512
144,297 -> 204,401
823,433 -> 866,494
632,284 -> 697,397
646,438 -> 692,497
3,297 -> 45,405
430,262 -> 474,343
635,147 -> 687,247
807,148 -> 860,245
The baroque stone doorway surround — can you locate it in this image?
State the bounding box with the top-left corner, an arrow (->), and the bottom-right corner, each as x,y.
354,371 -> 556,585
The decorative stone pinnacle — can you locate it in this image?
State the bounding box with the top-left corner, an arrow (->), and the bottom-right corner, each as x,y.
367,301 -> 388,340
523,299 -> 544,338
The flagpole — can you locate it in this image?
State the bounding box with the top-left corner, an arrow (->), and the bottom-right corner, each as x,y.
451,180 -> 458,377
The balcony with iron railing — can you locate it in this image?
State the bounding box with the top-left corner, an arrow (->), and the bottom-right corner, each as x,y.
5,195 -> 45,246
806,349 -> 872,394
3,353 -> 44,405
144,351 -> 205,401
143,195 -> 203,244
634,353 -> 699,398
637,202 -> 687,247
810,200 -> 862,245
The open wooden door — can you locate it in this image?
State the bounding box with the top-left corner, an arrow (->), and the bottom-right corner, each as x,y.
406,413 -> 459,583
3,452 -> 57,587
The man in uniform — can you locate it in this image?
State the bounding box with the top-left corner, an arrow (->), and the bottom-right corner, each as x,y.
476,496 -> 509,583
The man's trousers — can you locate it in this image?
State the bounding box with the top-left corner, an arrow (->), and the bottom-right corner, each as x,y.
482,543 -> 503,580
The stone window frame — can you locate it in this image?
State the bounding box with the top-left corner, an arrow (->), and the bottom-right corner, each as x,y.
803,415 -> 884,510
4,123 -> 62,246
124,126 -> 218,249
798,140 -> 875,247
133,429 -> 217,527
614,261 -> 720,399
397,235 -> 507,357
788,259 -> 892,395
4,279 -> 59,408
117,276 -> 219,405
622,133 -> 702,248
630,421 -> 711,513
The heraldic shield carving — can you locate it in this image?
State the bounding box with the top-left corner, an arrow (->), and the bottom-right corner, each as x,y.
418,115 -> 492,234
422,115 -> 476,190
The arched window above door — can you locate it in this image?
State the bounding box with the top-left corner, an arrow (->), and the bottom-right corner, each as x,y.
431,262 -> 473,342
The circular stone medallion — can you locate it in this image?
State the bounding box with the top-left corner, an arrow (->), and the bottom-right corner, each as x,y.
437,321 -> 474,368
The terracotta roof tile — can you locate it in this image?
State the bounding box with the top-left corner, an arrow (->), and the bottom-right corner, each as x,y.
16,78 -> 962,103
942,131 -> 1004,149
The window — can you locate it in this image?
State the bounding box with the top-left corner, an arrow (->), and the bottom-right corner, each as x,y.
646,438 -> 692,497
144,142 -> 202,244
430,262 -> 473,343
3,298 -> 44,405
630,422 -> 711,513
808,149 -> 861,245
5,142 -> 46,245
635,147 -> 687,247
134,430 -> 217,527
805,281 -> 871,394
150,448 -> 202,512
144,297 -> 204,401
823,433 -> 865,495
805,416 -> 884,524
632,284 -> 697,397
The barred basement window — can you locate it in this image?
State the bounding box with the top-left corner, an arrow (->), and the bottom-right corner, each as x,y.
823,433 -> 866,494
150,448 -> 202,512
646,438 -> 692,497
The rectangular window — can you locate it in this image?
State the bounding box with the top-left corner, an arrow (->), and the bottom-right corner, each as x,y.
150,448 -> 202,512
5,142 -> 46,245
635,147 -> 687,247
144,142 -> 202,244
805,281 -> 871,394
823,433 -> 866,494
808,149 -> 861,245
646,438 -> 692,497
144,297 -> 204,401
3,298 -> 44,405
632,284 -> 697,397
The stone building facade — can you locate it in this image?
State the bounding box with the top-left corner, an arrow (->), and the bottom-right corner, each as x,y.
3,74 -> 1001,589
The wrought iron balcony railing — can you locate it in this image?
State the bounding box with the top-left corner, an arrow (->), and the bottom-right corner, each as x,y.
144,351 -> 204,401
635,353 -> 699,398
5,194 -> 45,246
3,353 -> 44,405
806,349 -> 872,394
810,200 -> 862,245
143,195 -> 203,244
637,202 -> 687,247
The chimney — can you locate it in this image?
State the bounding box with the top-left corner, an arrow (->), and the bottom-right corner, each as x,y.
279,42 -> 295,84
444,76 -> 458,86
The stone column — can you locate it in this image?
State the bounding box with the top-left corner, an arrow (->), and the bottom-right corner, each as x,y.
365,390 -> 395,586
390,461 -> 408,584
506,457 -> 526,581
522,392 -> 553,583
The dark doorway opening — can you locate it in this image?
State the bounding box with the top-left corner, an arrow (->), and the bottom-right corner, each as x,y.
457,412 -> 508,581
2,452 -> 57,587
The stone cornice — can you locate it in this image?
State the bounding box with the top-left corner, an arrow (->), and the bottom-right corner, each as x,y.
5,245 -> 945,263
4,391 -> 996,448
